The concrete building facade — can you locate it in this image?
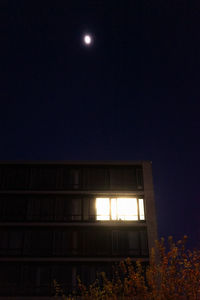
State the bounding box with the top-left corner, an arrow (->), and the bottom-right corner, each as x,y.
0,161 -> 157,299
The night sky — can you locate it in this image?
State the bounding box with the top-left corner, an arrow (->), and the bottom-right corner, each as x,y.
1,1 -> 200,247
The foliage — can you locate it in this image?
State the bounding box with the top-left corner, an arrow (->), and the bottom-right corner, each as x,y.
54,236 -> 200,300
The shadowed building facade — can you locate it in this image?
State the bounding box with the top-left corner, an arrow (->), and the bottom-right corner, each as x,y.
0,161 -> 157,299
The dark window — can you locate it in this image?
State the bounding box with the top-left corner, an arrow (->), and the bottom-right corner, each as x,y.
23,231 -> 52,256
128,231 -> 140,255
77,264 -> 96,286
89,198 -> 96,220
55,196 -> 81,221
37,266 -> 51,295
31,167 -> 57,190
26,197 -> 40,221
82,167 -> 109,189
0,264 -> 21,296
0,198 -> 6,220
80,230 -> 109,256
27,196 -> 55,221
136,168 -> 144,189
62,168 -> 80,189
8,231 -> 23,255
112,230 -> 129,255
0,231 -> 8,255
22,265 -> 37,295
22,265 -> 51,296
110,167 -> 137,190
53,230 -> 74,256
112,230 -> 142,256
51,265 -> 73,294
40,197 -> 55,221
0,196 -> 27,221
95,230 -> 110,255
0,167 -> 30,190
79,231 -> 94,255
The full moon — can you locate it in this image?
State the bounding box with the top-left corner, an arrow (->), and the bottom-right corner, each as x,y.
83,34 -> 92,45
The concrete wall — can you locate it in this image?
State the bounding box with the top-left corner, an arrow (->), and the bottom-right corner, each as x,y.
142,161 -> 158,254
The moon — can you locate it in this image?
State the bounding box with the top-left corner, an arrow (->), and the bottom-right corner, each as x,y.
83,34 -> 92,46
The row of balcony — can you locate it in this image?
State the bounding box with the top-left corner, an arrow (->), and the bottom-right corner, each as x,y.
0,166 -> 143,191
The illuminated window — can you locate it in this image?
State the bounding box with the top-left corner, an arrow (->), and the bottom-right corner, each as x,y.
96,198 -> 145,221
139,198 -> 145,220
96,198 -> 110,220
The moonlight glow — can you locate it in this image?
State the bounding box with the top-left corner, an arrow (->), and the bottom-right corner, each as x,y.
83,34 -> 92,45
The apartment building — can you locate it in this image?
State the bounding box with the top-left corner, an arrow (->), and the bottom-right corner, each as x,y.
0,161 -> 157,298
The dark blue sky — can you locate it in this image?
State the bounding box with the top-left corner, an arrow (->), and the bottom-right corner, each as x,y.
0,0 -> 200,247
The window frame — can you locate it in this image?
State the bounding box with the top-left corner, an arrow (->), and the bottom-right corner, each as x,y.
95,196 -> 145,221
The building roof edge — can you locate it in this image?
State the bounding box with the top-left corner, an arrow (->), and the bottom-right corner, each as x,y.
0,160 -> 152,166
